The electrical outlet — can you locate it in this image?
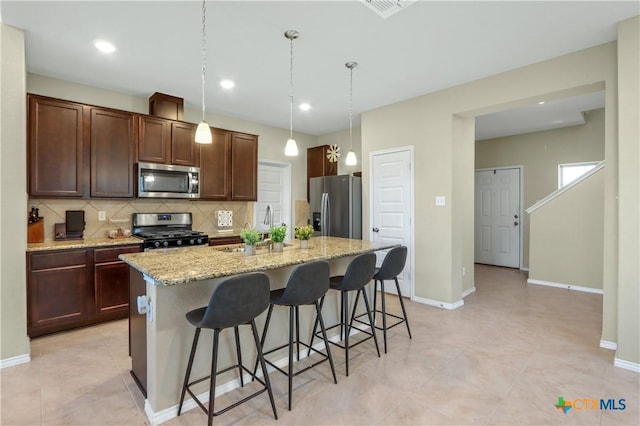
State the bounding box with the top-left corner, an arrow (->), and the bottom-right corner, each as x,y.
98,211 -> 106,221
435,196 -> 446,206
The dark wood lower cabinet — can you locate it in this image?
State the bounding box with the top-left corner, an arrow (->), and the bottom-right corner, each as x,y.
27,244 -> 141,337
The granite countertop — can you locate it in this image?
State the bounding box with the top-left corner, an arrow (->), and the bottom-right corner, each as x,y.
27,236 -> 142,252
119,236 -> 398,286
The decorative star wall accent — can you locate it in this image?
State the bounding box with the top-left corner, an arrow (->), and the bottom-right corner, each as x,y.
326,144 -> 341,163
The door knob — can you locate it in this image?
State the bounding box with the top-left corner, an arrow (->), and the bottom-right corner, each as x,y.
514,214 -> 519,219
372,227 -> 379,233
514,221 -> 519,226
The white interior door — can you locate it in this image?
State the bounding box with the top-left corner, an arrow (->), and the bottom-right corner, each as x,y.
370,148 -> 413,298
474,168 -> 520,268
256,161 -> 291,238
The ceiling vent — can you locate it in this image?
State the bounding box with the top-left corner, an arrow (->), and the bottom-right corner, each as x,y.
361,0 -> 416,19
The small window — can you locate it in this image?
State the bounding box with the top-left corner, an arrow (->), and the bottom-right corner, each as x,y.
558,162 -> 599,188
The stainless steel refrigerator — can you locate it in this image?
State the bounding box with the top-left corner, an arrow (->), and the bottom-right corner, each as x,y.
309,175 -> 362,239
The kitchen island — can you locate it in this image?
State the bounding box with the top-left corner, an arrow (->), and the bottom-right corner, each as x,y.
119,236 -> 396,425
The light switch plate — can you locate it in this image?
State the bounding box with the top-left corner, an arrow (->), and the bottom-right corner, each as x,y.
98,211 -> 106,221
435,196 -> 446,206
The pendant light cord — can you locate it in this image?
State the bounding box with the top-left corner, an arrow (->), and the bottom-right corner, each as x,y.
201,0 -> 207,122
349,65 -> 353,150
289,36 -> 294,140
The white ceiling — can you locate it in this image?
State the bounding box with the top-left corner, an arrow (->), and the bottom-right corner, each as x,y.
1,1 -> 637,137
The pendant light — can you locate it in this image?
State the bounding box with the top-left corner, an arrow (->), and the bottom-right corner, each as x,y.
194,0 -> 212,144
284,30 -> 299,156
345,61 -> 358,166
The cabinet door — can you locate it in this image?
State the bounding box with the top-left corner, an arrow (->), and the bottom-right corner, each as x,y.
90,108 -> 136,197
200,128 -> 231,200
138,115 -> 170,164
28,95 -> 86,197
171,122 -> 199,166
27,250 -> 89,337
94,262 -> 130,316
230,133 -> 258,201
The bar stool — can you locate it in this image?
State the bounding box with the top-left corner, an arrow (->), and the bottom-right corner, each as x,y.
255,260 -> 337,410
352,246 -> 411,353
310,252 -> 380,376
177,273 -> 278,426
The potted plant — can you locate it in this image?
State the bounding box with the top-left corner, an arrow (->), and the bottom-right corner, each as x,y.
269,225 -> 287,252
240,228 -> 261,256
295,225 -> 314,249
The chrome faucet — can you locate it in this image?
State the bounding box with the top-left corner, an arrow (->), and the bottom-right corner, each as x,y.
263,205 -> 273,230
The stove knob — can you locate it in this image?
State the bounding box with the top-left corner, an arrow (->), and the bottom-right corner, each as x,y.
153,241 -> 161,248
196,238 -> 203,245
176,240 -> 182,246
190,239 -> 196,245
162,241 -> 169,247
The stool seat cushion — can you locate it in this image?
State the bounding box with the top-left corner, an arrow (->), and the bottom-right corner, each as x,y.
329,275 -> 345,289
185,306 -> 207,327
269,288 -> 286,305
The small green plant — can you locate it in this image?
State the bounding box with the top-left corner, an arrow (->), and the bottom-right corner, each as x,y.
269,225 -> 287,243
295,225 -> 314,240
240,228 -> 261,245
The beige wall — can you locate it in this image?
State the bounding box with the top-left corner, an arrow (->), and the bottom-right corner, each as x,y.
0,24 -> 29,361
476,108 -> 605,268
616,16 -> 639,365
528,169 -> 604,289
362,40 -> 631,358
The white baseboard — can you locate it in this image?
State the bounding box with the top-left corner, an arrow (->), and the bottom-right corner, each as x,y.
144,328 -> 365,425
600,340 -> 617,350
527,278 -> 603,295
413,295 -> 464,310
462,287 -> 476,298
520,267 -> 529,272
614,357 -> 640,373
0,353 -> 30,369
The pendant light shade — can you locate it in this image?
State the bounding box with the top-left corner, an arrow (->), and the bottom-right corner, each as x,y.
345,61 -> 358,166
195,0 -> 212,144
284,30 -> 299,156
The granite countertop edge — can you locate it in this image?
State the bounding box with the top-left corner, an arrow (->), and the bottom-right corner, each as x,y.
27,236 -> 143,252
119,237 -> 398,287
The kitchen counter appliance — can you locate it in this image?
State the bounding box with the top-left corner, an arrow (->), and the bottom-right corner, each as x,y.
132,212 -> 208,250
137,162 -> 200,199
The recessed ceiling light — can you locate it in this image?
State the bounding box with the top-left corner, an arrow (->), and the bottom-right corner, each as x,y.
220,80 -> 235,89
538,101 -> 545,105
94,40 -> 116,54
299,103 -> 311,111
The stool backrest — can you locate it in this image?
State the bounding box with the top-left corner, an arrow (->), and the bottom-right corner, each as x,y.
375,246 -> 407,280
201,272 -> 270,329
278,261 -> 330,306
340,252 -> 376,291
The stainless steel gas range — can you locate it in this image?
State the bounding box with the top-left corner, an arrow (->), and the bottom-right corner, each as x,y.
132,212 -> 209,251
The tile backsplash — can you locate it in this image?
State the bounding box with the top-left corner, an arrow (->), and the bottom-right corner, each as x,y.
28,199 -> 252,240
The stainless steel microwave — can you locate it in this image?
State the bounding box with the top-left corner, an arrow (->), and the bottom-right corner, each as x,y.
137,162 -> 200,199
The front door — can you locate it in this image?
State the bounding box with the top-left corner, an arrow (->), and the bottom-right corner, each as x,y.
370,148 -> 413,298
474,168 -> 520,268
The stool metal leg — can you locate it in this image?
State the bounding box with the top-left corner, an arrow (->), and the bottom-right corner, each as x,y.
208,330 -> 220,426
395,277 -> 412,338
307,295 -> 324,356
252,304 -> 274,379
234,326 -> 244,387
380,279 -> 388,353
315,300 -> 337,384
343,290 -> 351,376
178,327 -> 201,416
295,305 -> 301,361
251,319 -> 278,420
288,306 -> 294,410
361,289 -> 381,358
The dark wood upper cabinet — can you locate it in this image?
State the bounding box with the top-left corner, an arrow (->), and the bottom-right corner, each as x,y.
28,95 -> 86,197
230,132 -> 258,201
200,128 -> 232,200
307,145 -> 337,200
90,108 -> 136,198
171,122 -> 200,167
138,116 -> 170,164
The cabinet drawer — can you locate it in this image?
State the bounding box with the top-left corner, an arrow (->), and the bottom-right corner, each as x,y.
94,245 -> 141,263
30,250 -> 87,270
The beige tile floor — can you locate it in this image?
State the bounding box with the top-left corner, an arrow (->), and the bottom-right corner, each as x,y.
2,264 -> 638,425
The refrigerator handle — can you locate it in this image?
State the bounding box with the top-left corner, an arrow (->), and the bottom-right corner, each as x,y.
321,192 -> 329,237
325,193 -> 331,236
